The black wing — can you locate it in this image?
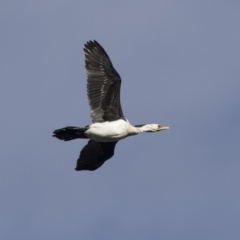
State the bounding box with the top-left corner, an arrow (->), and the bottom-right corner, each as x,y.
84,40 -> 124,122
75,140 -> 118,171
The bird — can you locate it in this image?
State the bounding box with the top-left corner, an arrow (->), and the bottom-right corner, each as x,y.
53,40 -> 169,171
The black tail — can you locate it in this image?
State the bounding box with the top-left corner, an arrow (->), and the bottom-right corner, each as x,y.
53,126 -> 88,141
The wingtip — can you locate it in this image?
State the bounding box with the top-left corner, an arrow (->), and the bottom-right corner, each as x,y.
84,40 -> 106,56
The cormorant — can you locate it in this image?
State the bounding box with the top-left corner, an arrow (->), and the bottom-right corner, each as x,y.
53,40 -> 169,171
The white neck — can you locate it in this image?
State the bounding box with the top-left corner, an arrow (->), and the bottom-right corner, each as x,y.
124,124 -> 149,135
132,124 -> 169,133
133,124 -> 156,133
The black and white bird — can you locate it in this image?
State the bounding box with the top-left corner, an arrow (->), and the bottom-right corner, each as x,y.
53,40 -> 169,171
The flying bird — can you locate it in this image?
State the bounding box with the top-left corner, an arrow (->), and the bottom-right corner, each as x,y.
53,40 -> 169,171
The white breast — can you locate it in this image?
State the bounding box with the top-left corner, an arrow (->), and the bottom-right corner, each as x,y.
85,119 -> 137,142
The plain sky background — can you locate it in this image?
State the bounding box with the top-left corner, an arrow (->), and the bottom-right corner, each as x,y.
1,1 -> 240,239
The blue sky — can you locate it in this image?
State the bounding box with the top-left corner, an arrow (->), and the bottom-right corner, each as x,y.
1,1 -> 240,239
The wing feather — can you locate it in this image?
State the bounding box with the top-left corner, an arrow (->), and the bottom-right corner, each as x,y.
75,140 -> 118,171
84,40 -> 124,122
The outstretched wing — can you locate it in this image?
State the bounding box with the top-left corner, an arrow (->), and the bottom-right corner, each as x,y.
75,140 -> 118,171
84,40 -> 124,122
